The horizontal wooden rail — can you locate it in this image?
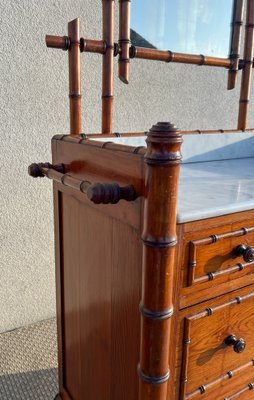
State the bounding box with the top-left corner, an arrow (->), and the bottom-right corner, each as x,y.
84,127 -> 254,138
28,163 -> 137,204
130,46 -> 233,68
45,35 -> 106,54
45,36 -> 254,73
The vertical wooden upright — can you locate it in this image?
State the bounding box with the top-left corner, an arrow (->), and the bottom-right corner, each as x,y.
227,0 -> 244,90
138,122 -> 182,400
118,0 -> 131,83
68,18 -> 82,135
237,0 -> 254,130
102,0 -> 114,133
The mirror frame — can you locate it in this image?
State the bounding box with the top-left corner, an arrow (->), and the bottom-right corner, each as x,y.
118,0 -> 254,131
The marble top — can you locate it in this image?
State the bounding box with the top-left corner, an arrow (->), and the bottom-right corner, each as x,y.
94,132 -> 254,163
92,133 -> 254,223
177,158 -> 254,223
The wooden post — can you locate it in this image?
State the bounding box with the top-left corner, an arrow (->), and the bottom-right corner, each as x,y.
68,17 -> 82,136
138,122 -> 182,400
102,0 -> 114,134
119,0 -> 131,83
228,0 -> 244,90
237,0 -> 254,130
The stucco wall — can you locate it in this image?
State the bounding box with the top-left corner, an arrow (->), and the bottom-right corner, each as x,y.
1,0 -> 254,332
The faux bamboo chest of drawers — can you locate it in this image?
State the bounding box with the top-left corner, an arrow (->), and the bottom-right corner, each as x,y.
39,124 -> 254,400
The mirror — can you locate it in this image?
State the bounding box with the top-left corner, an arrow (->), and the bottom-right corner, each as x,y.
131,0 -> 234,58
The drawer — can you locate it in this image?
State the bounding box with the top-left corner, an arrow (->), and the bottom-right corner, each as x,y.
187,226 -> 254,286
224,383 -> 254,400
180,288 -> 254,399
179,220 -> 254,308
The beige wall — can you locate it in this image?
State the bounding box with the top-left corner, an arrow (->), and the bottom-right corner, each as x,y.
1,0 -> 253,332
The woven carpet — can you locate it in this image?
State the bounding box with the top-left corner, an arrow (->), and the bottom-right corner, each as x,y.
0,318 -> 58,400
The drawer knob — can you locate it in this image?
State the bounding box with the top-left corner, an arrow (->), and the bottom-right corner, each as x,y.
225,335 -> 246,353
234,244 -> 254,263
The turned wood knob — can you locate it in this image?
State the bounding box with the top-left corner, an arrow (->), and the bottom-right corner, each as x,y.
28,163 -> 64,177
225,335 -> 246,353
86,183 -> 137,204
234,244 -> 254,263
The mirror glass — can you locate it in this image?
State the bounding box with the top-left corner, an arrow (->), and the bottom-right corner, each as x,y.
131,0 -> 234,58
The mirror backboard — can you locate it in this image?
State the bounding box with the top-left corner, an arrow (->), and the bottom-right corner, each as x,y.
131,0 -> 234,57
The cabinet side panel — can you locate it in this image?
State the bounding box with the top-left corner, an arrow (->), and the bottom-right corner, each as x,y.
55,188 -> 142,400
111,219 -> 142,400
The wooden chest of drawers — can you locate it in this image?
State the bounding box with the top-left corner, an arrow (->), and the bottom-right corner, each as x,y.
46,126 -> 254,400
170,214 -> 254,400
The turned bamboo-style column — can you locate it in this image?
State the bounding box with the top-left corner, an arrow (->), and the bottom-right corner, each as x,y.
102,0 -> 114,133
119,0 -> 131,83
138,122 -> 182,400
68,17 -> 82,135
238,0 -> 254,129
228,0 -> 244,90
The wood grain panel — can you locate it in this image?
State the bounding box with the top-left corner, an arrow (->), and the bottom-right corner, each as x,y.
181,291 -> 254,396
52,139 -> 143,230
78,200 -> 112,400
188,226 -> 254,286
61,193 -> 81,399
180,218 -> 254,308
55,188 -> 142,400
111,219 -> 142,400
184,360 -> 254,399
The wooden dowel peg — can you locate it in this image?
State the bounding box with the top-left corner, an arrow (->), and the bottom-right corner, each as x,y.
28,163 -> 137,204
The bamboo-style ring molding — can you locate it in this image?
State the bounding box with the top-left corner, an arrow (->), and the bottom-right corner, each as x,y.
228,0 -> 244,89
238,0 -> 254,130
80,38 -> 107,54
224,382 -> 254,400
28,163 -> 137,204
139,122 -> 182,400
84,127 -> 254,138
130,46 -> 232,68
119,0 -> 131,83
46,35 -> 106,54
141,238 -> 177,248
45,35 -> 70,50
68,18 -> 82,135
137,365 -> 170,385
102,0 -> 115,133
185,360 -> 254,399
140,304 -> 174,320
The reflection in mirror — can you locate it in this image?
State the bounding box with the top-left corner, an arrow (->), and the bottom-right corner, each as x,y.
131,0 -> 234,58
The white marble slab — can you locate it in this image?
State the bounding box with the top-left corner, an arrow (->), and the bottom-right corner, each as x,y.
177,158 -> 254,223
92,132 -> 254,163
92,134 -> 254,222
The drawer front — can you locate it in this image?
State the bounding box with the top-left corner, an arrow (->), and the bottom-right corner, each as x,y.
224,383 -> 254,400
180,290 -> 254,399
184,223 -> 254,288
